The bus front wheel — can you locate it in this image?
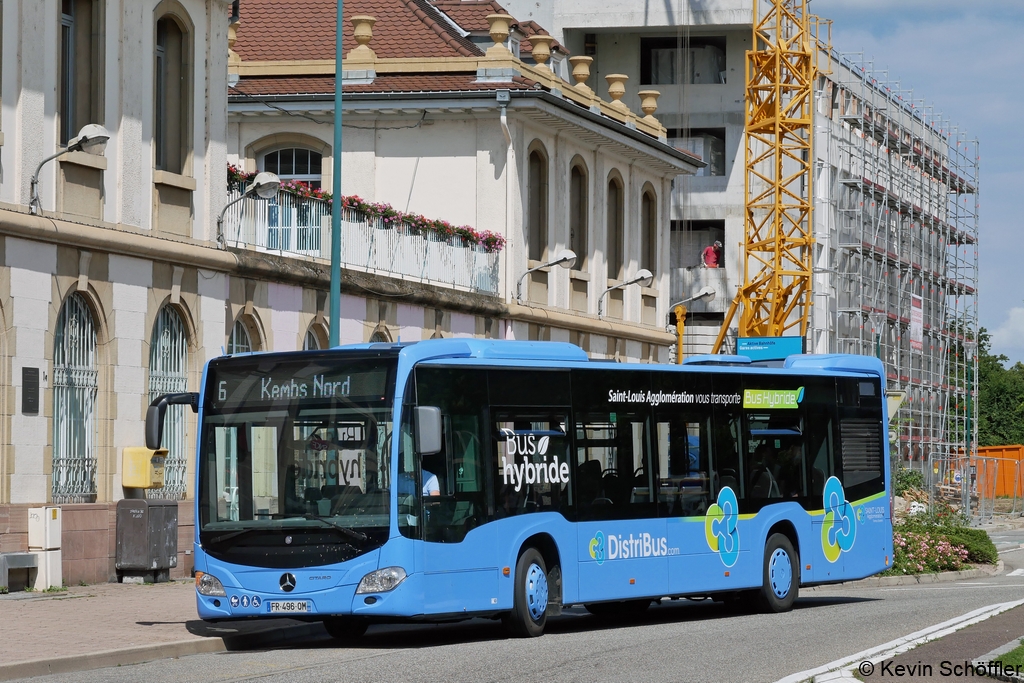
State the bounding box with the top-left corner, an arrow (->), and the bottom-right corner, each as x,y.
505,548 -> 548,637
759,533 -> 798,613
323,617 -> 368,641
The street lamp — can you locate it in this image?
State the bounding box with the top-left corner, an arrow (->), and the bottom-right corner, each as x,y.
216,171 -> 281,246
867,310 -> 885,360
669,286 -> 716,364
597,268 -> 654,317
29,123 -> 111,215
963,338 -> 977,510
515,249 -> 576,303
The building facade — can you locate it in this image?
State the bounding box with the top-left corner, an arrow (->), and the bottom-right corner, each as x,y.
0,0 -> 699,585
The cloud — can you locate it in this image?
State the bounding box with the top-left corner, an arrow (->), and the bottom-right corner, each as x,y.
989,308 -> 1024,358
811,2 -> 1024,363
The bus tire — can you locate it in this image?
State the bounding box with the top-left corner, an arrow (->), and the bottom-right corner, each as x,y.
323,617 -> 368,641
505,547 -> 548,637
759,533 -> 798,613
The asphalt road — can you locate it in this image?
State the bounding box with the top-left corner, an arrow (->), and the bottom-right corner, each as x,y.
16,529 -> 1024,683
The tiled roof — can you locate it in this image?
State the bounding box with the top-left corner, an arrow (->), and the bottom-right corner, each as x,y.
429,1 -> 566,55
231,73 -> 537,97
233,0 -> 482,62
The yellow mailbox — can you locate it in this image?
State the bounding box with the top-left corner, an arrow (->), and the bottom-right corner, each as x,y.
122,447 -> 168,489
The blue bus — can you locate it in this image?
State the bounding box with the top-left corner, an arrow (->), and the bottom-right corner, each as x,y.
146,339 -> 893,639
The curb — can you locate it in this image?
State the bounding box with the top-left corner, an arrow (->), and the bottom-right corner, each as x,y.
0,622 -> 327,682
805,560 -> 1003,591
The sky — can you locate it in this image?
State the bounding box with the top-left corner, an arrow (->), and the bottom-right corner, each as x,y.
812,0 -> 1024,363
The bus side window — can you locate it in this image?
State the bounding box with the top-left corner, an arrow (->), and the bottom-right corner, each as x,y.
575,411 -> 654,521
494,413 -> 571,519
713,412 -> 744,499
654,419 -> 711,517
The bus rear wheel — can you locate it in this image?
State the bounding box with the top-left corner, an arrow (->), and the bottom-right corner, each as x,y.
759,533 -> 798,613
505,548 -> 548,637
323,617 -> 368,641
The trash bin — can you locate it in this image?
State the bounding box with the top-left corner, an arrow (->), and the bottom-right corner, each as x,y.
115,499 -> 178,583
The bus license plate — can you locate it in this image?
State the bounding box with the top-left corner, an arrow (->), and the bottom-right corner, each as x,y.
269,600 -> 309,614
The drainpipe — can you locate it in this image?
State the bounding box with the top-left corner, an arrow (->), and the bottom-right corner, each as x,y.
498,90 -> 513,337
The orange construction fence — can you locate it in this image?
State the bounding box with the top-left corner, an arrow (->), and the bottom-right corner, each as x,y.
975,445 -> 1024,497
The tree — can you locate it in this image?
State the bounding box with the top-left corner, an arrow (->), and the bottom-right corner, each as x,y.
976,328 -> 1024,447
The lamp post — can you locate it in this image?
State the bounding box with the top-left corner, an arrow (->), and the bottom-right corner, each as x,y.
30,123 -> 110,215
597,269 -> 653,318
963,339 -> 977,510
329,0 -> 345,347
216,172 -> 281,246
669,286 -> 716,364
515,249 -> 576,303
867,311 -> 884,361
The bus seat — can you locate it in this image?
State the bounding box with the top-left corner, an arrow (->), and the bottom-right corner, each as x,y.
304,487 -> 323,502
812,467 -> 825,495
719,474 -> 737,492
577,459 -> 602,504
751,470 -> 780,498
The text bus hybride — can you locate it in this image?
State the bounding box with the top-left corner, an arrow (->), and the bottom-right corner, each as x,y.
147,339 -> 893,639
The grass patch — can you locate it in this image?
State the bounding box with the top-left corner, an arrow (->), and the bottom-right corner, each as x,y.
996,642 -> 1024,669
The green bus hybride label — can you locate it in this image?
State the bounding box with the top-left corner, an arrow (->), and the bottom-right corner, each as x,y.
742,387 -> 804,409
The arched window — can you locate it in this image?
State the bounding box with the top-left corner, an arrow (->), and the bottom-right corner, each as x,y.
569,163 -> 589,270
606,175 -> 624,280
641,188 -> 657,274
262,148 -> 323,189
52,292 -> 98,503
227,318 -> 259,354
148,306 -> 188,499
60,0 -> 103,145
303,328 -> 320,350
527,147 -> 549,262
155,13 -> 191,174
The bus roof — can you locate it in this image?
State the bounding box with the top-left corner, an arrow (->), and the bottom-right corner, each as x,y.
329,340 -> 884,380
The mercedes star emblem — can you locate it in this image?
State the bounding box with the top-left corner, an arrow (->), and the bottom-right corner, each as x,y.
280,573 -> 296,592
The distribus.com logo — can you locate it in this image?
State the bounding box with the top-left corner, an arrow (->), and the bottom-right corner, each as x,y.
588,530 -> 675,565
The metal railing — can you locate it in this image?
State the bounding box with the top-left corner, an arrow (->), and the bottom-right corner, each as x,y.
922,455 -> 1023,523
223,190 -> 501,294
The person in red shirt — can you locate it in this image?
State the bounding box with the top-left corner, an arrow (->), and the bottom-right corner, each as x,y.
701,240 -> 722,268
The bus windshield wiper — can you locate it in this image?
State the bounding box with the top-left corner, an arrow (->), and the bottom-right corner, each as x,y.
301,514 -> 368,542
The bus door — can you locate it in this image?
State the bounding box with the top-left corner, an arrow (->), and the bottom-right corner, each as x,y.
651,370 -> 716,595
408,367 -> 497,615
573,369 -> 666,603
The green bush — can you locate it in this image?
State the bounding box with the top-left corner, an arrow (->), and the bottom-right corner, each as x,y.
892,466 -> 924,497
940,527 -> 998,564
884,514 -> 998,575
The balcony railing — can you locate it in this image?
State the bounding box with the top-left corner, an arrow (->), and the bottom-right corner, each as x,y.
223,190 -> 501,294
671,266 -> 729,313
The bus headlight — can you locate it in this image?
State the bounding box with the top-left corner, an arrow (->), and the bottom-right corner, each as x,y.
195,571 -> 227,597
356,566 -> 407,594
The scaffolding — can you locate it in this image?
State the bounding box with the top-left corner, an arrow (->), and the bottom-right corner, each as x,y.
811,51 -> 979,491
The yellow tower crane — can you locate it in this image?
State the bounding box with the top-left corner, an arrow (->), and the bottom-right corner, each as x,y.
712,0 -> 821,353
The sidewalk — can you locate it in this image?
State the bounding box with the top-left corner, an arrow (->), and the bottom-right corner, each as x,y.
0,580 -> 323,682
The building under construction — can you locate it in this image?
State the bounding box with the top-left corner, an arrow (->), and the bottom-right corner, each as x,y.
811,50 -> 979,471
500,0 -> 979,470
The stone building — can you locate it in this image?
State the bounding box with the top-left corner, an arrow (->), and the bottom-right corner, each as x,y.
0,0 -> 698,585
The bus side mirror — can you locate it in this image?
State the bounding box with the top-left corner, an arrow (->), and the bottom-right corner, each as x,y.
414,406 -> 442,456
146,393 -> 199,450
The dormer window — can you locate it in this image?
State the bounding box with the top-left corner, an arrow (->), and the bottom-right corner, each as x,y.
509,35 -> 521,59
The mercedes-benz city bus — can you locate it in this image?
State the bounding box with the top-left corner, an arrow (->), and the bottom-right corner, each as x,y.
146,339 -> 893,639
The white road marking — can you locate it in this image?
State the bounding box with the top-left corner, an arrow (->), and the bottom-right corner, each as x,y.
775,598 -> 1024,683
1008,568 -> 1024,577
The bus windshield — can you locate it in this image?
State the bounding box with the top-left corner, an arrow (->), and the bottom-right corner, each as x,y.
197,354 -> 397,568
